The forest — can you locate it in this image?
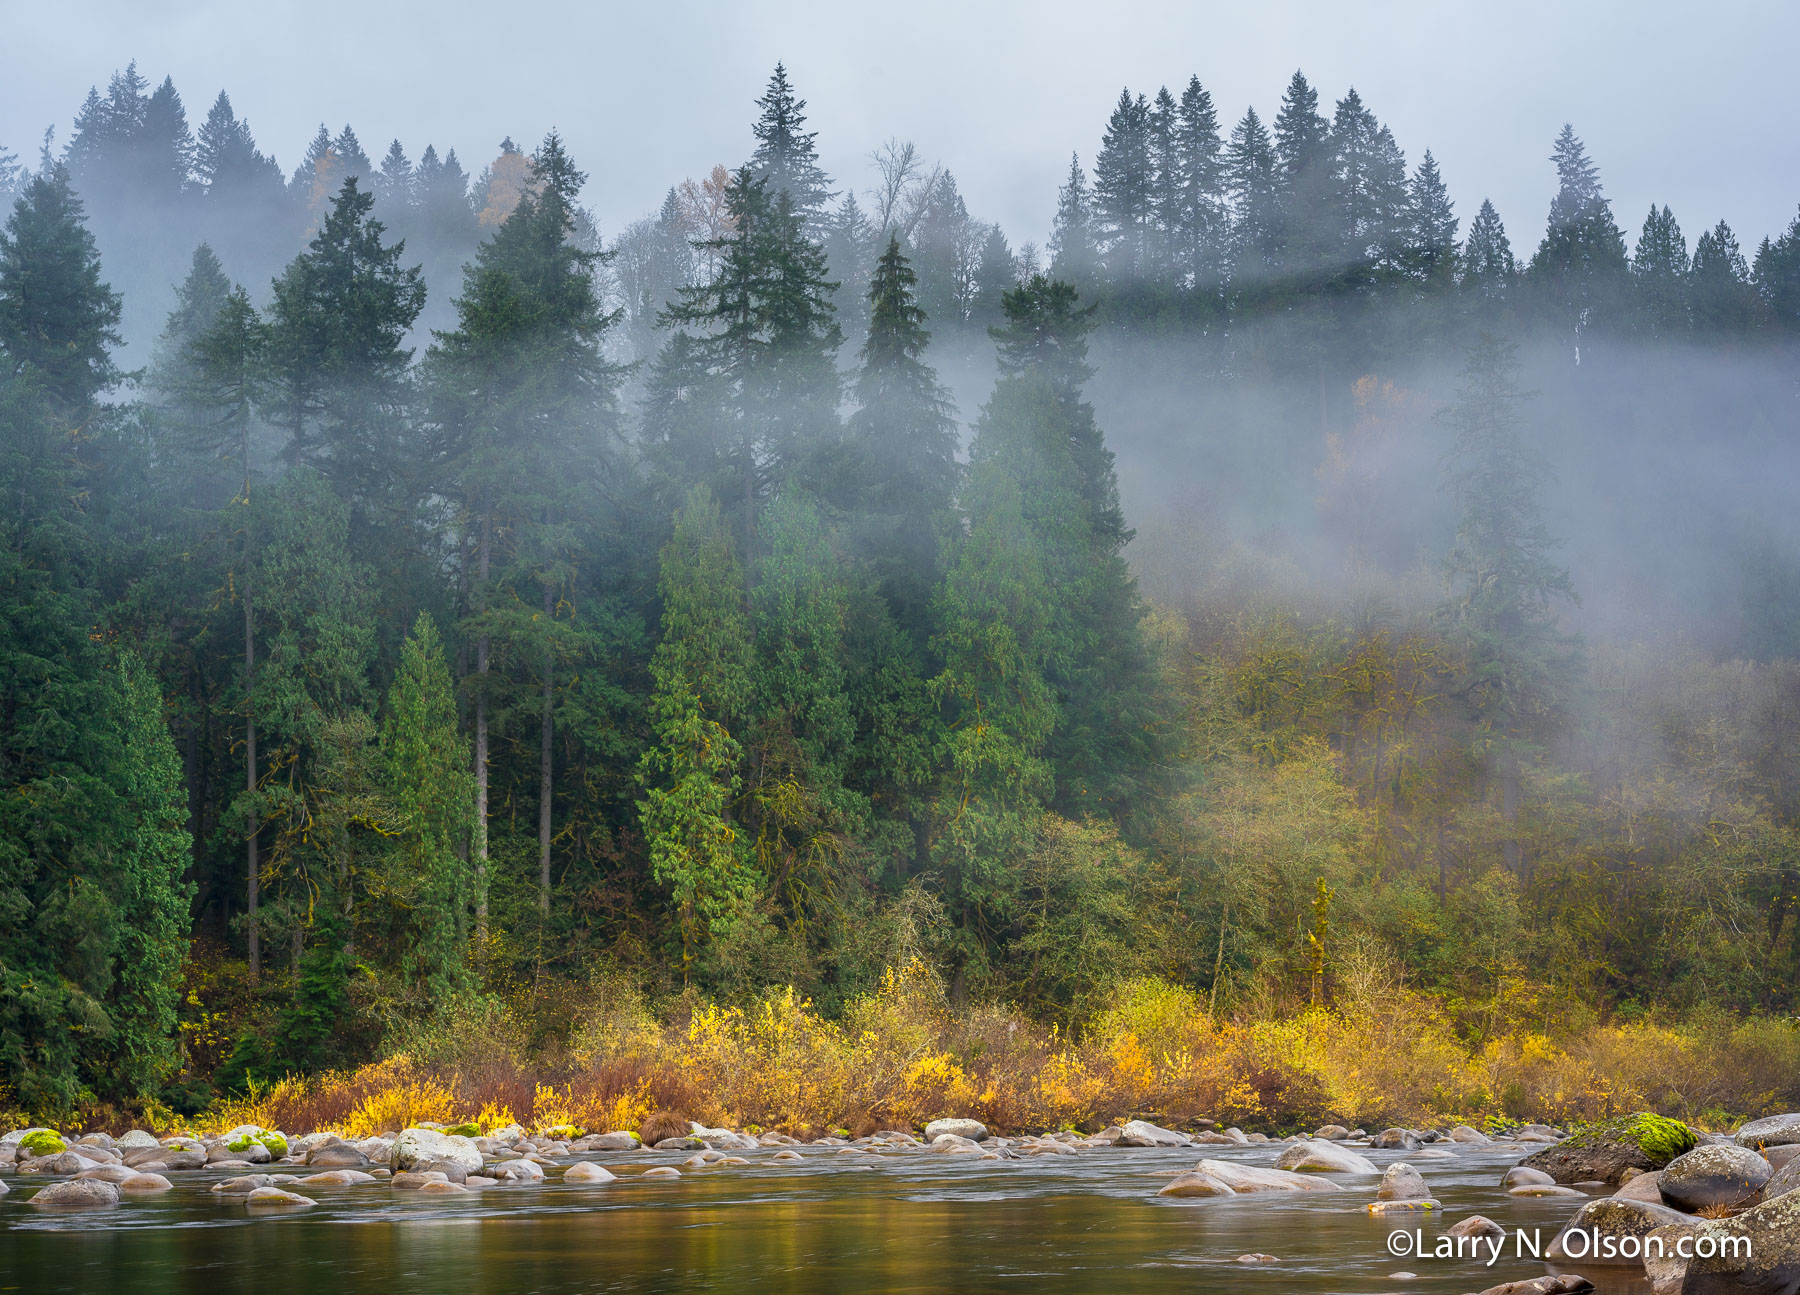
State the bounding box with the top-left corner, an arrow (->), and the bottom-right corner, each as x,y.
3,61 -> 1800,1133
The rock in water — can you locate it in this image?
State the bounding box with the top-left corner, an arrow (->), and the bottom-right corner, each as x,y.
1275,1140 -> 1377,1175
1518,1112 -> 1697,1185
306,1142 -> 370,1168
563,1162 -> 615,1184
923,1119 -> 988,1143
245,1186 -> 316,1208
1371,1128 -> 1422,1150
1193,1159 -> 1338,1192
1546,1197 -> 1693,1265
1448,1125 -> 1491,1144
1674,1185 -> 1800,1293
391,1127 -> 483,1175
297,1170 -> 375,1186
119,1173 -> 172,1193
1447,1215 -> 1504,1240
1157,1170 -> 1236,1198
1657,1143 -> 1771,1212
1734,1113 -> 1800,1150
1377,1163 -> 1431,1201
30,1179 -> 119,1207
642,1166 -> 680,1179
1502,1166 -> 1556,1188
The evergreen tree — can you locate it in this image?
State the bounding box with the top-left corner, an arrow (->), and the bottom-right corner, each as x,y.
1632,204 -> 1689,335
822,190 -> 874,345
1529,125 -> 1629,344
1169,76 -> 1227,301
1407,150 -> 1458,287
748,63 -> 834,229
638,486 -> 756,976
1438,336 -> 1579,875
1753,206 -> 1800,333
1093,89 -> 1155,288
1226,108 -> 1281,290
969,222 -> 1016,331
850,236 -> 959,623
1048,153 -> 1098,291
1690,219 -> 1757,334
383,613 -> 473,998
1272,70 -> 1332,268
0,165 -> 123,414
1461,199 -> 1516,302
263,175 -> 424,517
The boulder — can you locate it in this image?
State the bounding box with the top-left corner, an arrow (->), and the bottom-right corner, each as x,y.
17,1129 -> 66,1157
1546,1196 -> 1692,1265
642,1166 -> 680,1179
1313,1124 -> 1350,1141
574,1132 -> 640,1153
1449,1125 -> 1492,1144
119,1173 -> 172,1193
160,1149 -> 207,1171
1612,1170 -> 1665,1204
490,1158 -> 545,1182
115,1130 -> 161,1151
652,1137 -> 704,1151
563,1161 -> 616,1184
1447,1214 -> 1505,1240
297,1170 -> 375,1186
307,1142 -> 371,1168
1672,1185 -> 1800,1293
1116,1119 -> 1191,1147
391,1172 -> 450,1189
422,1159 -> 469,1184
211,1174 -> 279,1194
1519,1113 -> 1697,1185
1510,1184 -> 1586,1197
1658,1142 -> 1771,1212
1372,1128 -> 1422,1150
772,1150 -> 802,1162
1377,1163 -> 1432,1201
418,1179 -> 472,1194
30,1179 -> 119,1207
930,1134 -> 984,1155
1503,1166 -> 1557,1188
392,1127 -> 483,1175
75,1165 -> 141,1184
1473,1279 -> 1593,1295
923,1119 -> 989,1143
1735,1113 -> 1800,1150
1276,1140 -> 1377,1175
1157,1170 -> 1236,1198
1193,1159 -> 1339,1193
51,1151 -> 104,1175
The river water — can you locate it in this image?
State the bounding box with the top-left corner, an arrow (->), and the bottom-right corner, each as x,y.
0,1141 -> 1648,1294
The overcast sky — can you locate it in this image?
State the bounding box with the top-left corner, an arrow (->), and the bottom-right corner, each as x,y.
6,0 -> 1797,257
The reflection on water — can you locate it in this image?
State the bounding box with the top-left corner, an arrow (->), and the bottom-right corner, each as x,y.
0,1143 -> 1652,1294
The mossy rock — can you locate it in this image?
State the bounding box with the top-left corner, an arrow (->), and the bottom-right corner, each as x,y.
19,1130 -> 65,1156
1520,1112 -> 1699,1185
255,1132 -> 287,1156
444,1123 -> 480,1138
542,1125 -> 582,1140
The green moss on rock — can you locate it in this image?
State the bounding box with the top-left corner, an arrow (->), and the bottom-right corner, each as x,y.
19,1130 -> 65,1155
1565,1113 -> 1697,1165
256,1132 -> 287,1156
445,1123 -> 480,1138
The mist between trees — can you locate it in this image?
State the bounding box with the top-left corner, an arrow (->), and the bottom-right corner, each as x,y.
2,60 -> 1799,1128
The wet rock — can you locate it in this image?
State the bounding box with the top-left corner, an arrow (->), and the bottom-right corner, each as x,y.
119,1173 -> 172,1193
923,1119 -> 989,1143
1372,1128 -> 1422,1150
306,1142 -> 370,1168
416,1180 -> 471,1195
1473,1278 -> 1593,1295
1116,1120 -> 1190,1148
114,1130 -> 160,1151
1276,1140 -> 1377,1175
1520,1113 -> 1697,1185
1193,1128 -> 1249,1145
32,1179 -> 120,1207
1235,1253 -> 1279,1264
696,1127 -> 759,1151
1449,1125 -> 1491,1144
297,1170 -> 375,1186
563,1161 -> 616,1184
573,1132 -> 640,1153
1157,1170 -> 1236,1198
75,1164 -> 140,1184
1509,1184 -> 1585,1197
1503,1166 -> 1557,1188
491,1158 -> 546,1182
652,1136 -> 705,1151
210,1174 -> 278,1194
1193,1159 -> 1338,1193
642,1166 -> 680,1179
1378,1163 -> 1432,1201
758,1132 -> 801,1146
1313,1125 -> 1351,1140
160,1149 -> 207,1171
772,1149 -> 803,1162
392,1127 -> 483,1175
1546,1197 -> 1692,1265
1734,1112 -> 1800,1150
1414,1149 -> 1457,1160
391,1171 -> 450,1189
355,1137 -> 393,1165
1658,1143 -> 1770,1212
1447,1214 -> 1505,1240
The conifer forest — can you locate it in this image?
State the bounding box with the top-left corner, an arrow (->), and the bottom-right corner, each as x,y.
6,55 -> 1800,1141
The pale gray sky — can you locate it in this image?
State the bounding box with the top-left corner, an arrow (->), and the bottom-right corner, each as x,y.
5,0 -> 1797,255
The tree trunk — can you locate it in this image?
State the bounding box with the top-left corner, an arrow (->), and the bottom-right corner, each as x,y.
538,581 -> 553,919
474,515 -> 490,943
